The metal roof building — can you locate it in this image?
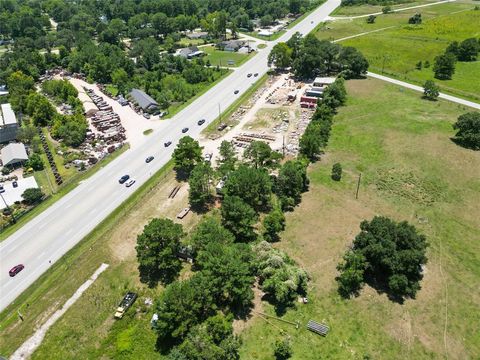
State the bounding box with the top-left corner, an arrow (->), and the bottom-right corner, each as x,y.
129,89 -> 158,111
0,103 -> 19,143
1,142 -> 28,166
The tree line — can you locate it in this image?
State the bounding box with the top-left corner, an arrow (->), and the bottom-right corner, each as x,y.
432,37 -> 480,80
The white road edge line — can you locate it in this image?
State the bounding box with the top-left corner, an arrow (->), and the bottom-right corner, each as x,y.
10,263 -> 109,360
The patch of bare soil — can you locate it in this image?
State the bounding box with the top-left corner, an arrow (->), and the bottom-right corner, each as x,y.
233,282 -> 264,335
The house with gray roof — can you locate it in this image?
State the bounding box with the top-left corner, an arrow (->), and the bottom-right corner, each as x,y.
0,103 -> 19,143
175,46 -> 205,59
1,142 -> 28,166
129,89 -> 159,112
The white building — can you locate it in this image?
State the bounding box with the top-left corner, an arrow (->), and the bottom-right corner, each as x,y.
0,104 -> 19,143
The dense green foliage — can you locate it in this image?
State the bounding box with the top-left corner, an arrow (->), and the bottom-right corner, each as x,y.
433,53 -> 456,80
136,218 -> 184,286
25,153 -> 44,171
452,112 -> 480,150
275,159 -> 309,210
269,33 -> 368,79
221,195 -> 258,242
51,113 -> 88,147
173,136 -> 203,177
331,162 -> 342,181
262,206 -> 286,242
217,140 -> 238,177
189,216 -> 235,255
274,338 -> 293,360
243,141 -> 281,170
336,216 -> 428,300
423,80 -> 439,101
21,187 -> 44,205
188,162 -> 214,210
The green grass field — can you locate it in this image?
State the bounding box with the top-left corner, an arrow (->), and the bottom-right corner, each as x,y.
317,1 -> 480,101
331,0 -> 440,16
202,46 -> 253,67
238,78 -> 480,359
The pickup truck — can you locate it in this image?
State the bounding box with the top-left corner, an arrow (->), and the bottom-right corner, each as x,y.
114,292 -> 137,319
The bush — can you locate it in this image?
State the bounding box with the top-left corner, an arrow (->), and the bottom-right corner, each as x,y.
22,188 -> 44,205
25,153 -> 44,171
331,163 -> 342,181
382,6 -> 392,14
423,80 -> 440,101
408,13 -> 422,24
366,15 -> 376,24
274,338 -> 292,360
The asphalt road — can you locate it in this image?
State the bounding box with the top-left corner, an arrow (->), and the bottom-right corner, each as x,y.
0,0 -> 342,312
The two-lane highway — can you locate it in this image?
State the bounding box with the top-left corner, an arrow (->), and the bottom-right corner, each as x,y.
0,0 -> 341,311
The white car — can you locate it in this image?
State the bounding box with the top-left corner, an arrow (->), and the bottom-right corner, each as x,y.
125,179 -> 136,187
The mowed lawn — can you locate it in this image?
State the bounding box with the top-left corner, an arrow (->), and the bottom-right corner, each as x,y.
330,0 -> 441,16
202,45 -> 253,67
239,78 -> 480,359
317,1 -> 480,101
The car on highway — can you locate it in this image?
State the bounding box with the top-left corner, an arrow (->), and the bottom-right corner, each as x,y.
9,264 -> 24,277
254,73 -> 258,77
145,156 -> 154,163
197,119 -> 206,126
234,90 -> 239,94
118,175 -> 130,184
182,127 -> 189,133
125,179 -> 136,187
247,73 -> 252,77
164,141 -> 172,147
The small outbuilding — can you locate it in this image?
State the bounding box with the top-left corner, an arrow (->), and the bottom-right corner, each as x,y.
313,77 -> 336,87
1,142 -> 28,166
129,89 -> 159,112
0,103 -> 19,143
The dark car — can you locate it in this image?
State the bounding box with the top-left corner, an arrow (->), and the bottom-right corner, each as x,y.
12,181 -> 18,188
182,127 -> 189,133
145,156 -> 154,163
197,119 -> 206,126
9,264 -> 25,277
119,175 -> 130,184
164,141 -> 172,147
247,73 -> 252,78
254,73 -> 258,77
234,90 -> 239,94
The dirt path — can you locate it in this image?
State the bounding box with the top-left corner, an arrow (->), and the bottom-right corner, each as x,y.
10,264 -> 109,360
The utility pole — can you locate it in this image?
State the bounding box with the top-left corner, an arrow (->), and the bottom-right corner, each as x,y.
355,173 -> 362,200
282,135 -> 285,157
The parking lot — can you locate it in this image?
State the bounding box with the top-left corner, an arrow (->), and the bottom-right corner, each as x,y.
0,176 -> 39,209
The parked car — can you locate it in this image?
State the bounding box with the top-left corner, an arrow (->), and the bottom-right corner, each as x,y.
217,123 -> 227,131
164,141 -> 172,147
0,184 -> 4,193
143,113 -> 151,119
197,119 -> 206,126
118,175 -> 130,184
9,264 -> 24,277
125,179 -> 136,187
254,73 -> 259,77
204,153 -> 213,162
234,90 -> 239,94
12,181 -> 18,188
145,156 -> 154,163
182,127 -> 189,133
247,73 -> 252,77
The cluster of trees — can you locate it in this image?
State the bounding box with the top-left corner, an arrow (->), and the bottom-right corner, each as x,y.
21,187 -> 44,205
408,13 -> 422,25
434,38 -> 480,80
336,216 -> 428,300
41,79 -> 82,111
268,33 -> 369,79
254,241 -> 309,310
452,111 -> 480,150
300,78 -> 347,160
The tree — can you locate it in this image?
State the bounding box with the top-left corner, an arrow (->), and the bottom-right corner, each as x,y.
25,93 -> 56,126
275,160 -> 309,210
457,38 -> 480,61
268,42 -> 293,69
136,218 -> 184,287
217,140 -> 237,176
263,207 -> 286,242
224,165 -> 272,211
382,6 -> 392,14
196,242 -> 255,309
155,273 -> 217,344
408,13 -> 422,24
188,162 -> 213,210
175,314 -> 241,360
338,47 -> 369,79
445,41 -> 459,58
190,216 -> 235,255
25,153 -> 44,171
299,122 -> 324,160
274,338 -> 292,360
322,78 -> 347,109
111,68 -> 129,95
173,136 -> 203,178
366,15 -> 376,24
336,250 -> 366,298
6,71 -> 35,112
433,53 -> 456,80
423,80 -> 439,101
452,112 -> 480,150
22,188 -> 44,205
415,61 -> 422,70
243,141 -> 281,169
221,196 -> 258,242
331,162 -> 342,181
337,216 -> 429,300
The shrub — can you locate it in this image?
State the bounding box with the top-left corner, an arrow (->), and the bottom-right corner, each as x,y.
331,163 -> 342,181
22,188 -> 44,205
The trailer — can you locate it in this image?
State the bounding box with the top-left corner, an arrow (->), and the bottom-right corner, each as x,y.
114,292 -> 137,319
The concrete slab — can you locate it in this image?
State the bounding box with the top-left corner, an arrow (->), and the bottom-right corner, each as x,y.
0,177 -> 39,209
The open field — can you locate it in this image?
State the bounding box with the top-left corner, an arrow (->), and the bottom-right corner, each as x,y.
331,0 -> 443,16
0,161 -> 203,359
202,46 -> 253,67
317,1 -> 480,101
239,78 -> 480,359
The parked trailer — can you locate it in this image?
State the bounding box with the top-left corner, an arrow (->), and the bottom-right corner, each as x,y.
114,292 -> 137,319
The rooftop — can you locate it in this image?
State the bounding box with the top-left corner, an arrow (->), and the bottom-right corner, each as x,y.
129,89 -> 158,110
1,142 -> 28,166
0,104 -> 17,126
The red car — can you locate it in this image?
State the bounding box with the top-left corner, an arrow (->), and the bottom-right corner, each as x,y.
9,264 -> 24,277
